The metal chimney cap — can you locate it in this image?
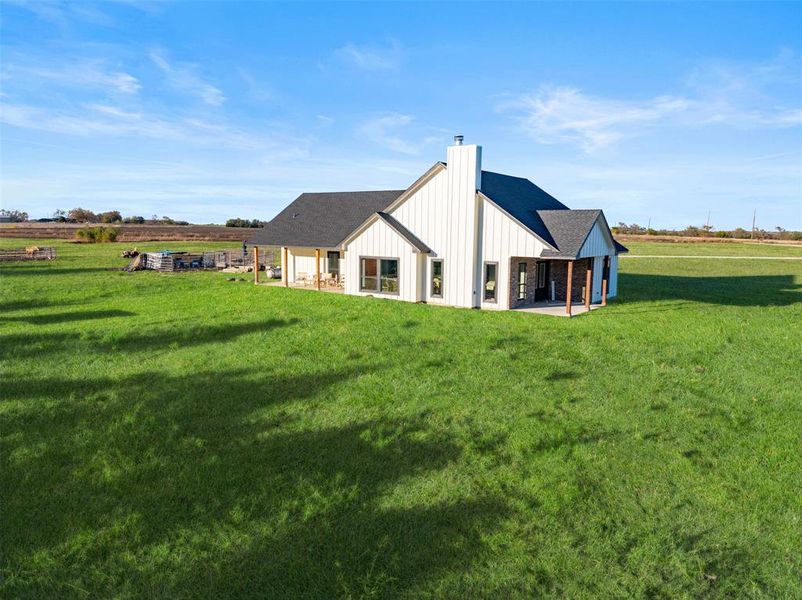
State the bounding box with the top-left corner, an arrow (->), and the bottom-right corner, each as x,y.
454,134 -> 464,145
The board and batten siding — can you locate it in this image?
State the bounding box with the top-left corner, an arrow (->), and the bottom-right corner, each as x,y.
608,255 -> 619,298
578,218 -> 615,259
389,145 -> 481,308
344,218 -> 420,302
479,197 -> 548,310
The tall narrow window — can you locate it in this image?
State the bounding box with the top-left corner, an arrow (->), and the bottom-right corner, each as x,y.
537,262 -> 546,288
380,259 -> 399,293
360,258 -> 378,291
517,262 -> 527,300
484,262 -> 497,302
431,260 -> 443,298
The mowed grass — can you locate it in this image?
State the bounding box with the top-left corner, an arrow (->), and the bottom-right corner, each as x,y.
1,239 -> 801,598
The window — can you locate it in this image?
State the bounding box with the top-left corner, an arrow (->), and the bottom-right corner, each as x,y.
517,262 -> 527,300
484,262 -> 497,302
327,251 -> 340,277
380,259 -> 399,293
537,262 -> 546,288
360,257 -> 399,294
431,259 -> 443,298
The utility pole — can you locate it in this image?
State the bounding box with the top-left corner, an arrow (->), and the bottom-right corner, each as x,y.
751,209 -> 757,240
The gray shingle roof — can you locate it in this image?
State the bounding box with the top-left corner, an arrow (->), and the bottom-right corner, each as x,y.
249,190 -> 403,248
376,212 -> 431,253
537,210 -> 602,259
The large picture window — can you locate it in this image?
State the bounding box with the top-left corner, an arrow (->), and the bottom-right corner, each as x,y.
484,262 -> 497,302
360,257 -> 399,294
431,259 -> 443,298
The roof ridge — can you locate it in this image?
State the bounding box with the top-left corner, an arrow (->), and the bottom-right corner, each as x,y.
301,189 -> 405,196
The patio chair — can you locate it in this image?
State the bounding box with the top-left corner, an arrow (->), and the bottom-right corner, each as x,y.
295,271 -> 308,285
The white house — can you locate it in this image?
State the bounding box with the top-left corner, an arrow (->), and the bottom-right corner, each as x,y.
251,137 -> 627,314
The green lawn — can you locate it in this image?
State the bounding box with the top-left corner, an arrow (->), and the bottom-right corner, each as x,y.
2,239 -> 801,598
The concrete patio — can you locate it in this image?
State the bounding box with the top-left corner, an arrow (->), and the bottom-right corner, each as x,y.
511,301 -> 603,317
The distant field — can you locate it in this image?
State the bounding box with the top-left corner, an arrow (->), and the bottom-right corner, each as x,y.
0,223 -> 255,242
624,240 -> 802,257
2,238 -> 801,598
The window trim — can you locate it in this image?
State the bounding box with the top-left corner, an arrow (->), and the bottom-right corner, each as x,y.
483,261 -> 498,303
430,258 -> 444,299
359,256 -> 400,296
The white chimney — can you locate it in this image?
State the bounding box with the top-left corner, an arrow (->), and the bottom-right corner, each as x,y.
444,136 -> 483,307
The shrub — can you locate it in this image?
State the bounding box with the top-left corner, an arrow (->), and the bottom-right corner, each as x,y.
75,226 -> 120,243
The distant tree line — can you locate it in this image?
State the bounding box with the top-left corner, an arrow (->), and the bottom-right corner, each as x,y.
225,218 -> 267,228
612,222 -> 802,241
0,209 -> 29,222
40,209 -> 190,226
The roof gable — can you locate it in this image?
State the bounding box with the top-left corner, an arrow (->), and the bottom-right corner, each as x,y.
249,190 -> 403,248
376,212 -> 431,253
537,209 -> 604,259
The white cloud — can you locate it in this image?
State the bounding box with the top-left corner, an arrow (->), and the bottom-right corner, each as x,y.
333,41 -> 401,71
498,54 -> 802,153
149,49 -> 225,107
358,113 -> 443,155
2,61 -> 141,94
0,101 -> 261,148
498,86 -> 693,152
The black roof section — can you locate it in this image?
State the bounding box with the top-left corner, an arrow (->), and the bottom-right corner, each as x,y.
376,212 -> 431,253
480,170 -> 569,248
614,239 -> 629,254
249,190 -> 404,248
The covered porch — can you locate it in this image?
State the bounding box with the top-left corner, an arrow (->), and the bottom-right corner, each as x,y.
506,255 -> 612,316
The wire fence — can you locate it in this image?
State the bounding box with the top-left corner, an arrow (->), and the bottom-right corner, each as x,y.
0,246 -> 57,262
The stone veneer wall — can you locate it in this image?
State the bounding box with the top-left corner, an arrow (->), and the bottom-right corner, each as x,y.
549,258 -> 593,303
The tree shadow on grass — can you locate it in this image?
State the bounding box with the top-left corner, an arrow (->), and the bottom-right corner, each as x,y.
1,366 -> 508,598
619,273 -> 801,308
0,319 -> 299,360
0,309 -> 136,325
0,299 -> 69,313
0,267 -> 119,277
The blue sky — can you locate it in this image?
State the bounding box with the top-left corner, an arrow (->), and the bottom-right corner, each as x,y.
1,1 -> 800,229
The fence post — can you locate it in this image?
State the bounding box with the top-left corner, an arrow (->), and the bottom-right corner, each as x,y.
253,247 -> 259,285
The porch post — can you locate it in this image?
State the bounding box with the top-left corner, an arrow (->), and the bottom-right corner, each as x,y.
253,246 -> 259,285
566,260 -> 574,316
283,246 -> 288,287
602,256 -> 609,306
315,248 -> 321,290
584,264 -> 592,310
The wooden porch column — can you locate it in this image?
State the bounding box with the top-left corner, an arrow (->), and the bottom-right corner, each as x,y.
253,246 -> 259,285
315,248 -> 321,291
283,247 -> 288,287
602,256 -> 609,306
584,265 -> 592,310
566,260 -> 574,316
